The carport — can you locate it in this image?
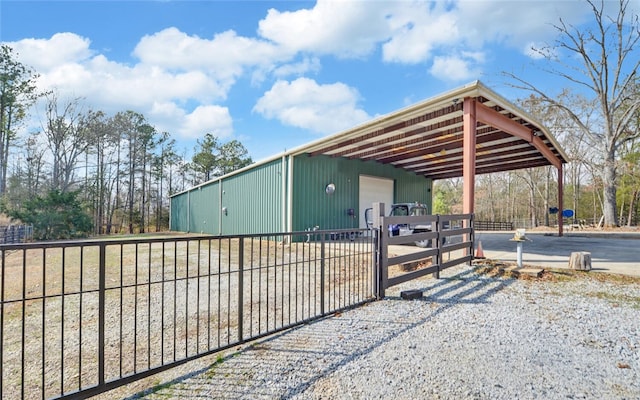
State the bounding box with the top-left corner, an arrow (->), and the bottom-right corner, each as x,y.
301,80 -> 569,235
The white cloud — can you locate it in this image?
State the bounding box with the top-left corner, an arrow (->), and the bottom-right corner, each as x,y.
253,78 -> 371,134
253,0 -> 590,68
180,105 -> 233,139
8,32 -> 93,71
133,28 -> 287,76
453,1 -> 594,55
273,57 -> 322,78
430,54 -> 481,81
147,103 -> 233,140
382,4 -> 460,63
8,31 -> 241,142
258,0 -> 391,58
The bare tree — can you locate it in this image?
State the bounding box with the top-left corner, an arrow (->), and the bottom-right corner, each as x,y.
41,93 -> 92,192
506,0 -> 640,227
0,45 -> 41,194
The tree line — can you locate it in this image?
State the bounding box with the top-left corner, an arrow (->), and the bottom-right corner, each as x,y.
0,45 -> 251,239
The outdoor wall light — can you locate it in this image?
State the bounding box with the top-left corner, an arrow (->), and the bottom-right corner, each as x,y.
325,183 -> 336,195
222,207 -> 228,215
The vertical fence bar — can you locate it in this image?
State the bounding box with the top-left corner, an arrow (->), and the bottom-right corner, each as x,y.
238,237 -> 244,341
370,229 -> 377,299
256,238 -> 261,335
21,249 -> 27,398
147,243 -> 152,369
119,244 -> 124,377
226,238 -> 231,343
435,215 -> 442,279
161,241 -> 166,364
265,236 -> 271,331
320,236 -> 325,315
206,239 -> 211,349
272,236 -> 276,330
301,239 -> 305,319
42,248 -> 47,399
173,242 -> 177,362
248,238 -> 254,338
184,241 -> 189,358
196,240 -> 201,354
60,247 -> 65,395
287,235 -> 292,326
280,238 -> 284,329
0,249 -> 4,398
98,243 -> 106,386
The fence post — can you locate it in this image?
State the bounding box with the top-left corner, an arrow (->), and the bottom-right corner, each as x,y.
1,249 -> 5,397
470,214 -> 475,261
372,202 -> 386,298
238,237 -> 244,341
98,243 -> 106,386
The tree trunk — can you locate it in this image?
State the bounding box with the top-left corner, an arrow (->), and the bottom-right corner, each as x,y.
569,251 -> 592,271
602,155 -> 618,227
572,163 -> 581,226
628,189 -> 638,227
128,134 -> 135,234
140,151 -> 146,234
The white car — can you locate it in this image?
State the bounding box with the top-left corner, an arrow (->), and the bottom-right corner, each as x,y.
365,203 -> 445,248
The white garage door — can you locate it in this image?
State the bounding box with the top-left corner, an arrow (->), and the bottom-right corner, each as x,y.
358,175 -> 394,229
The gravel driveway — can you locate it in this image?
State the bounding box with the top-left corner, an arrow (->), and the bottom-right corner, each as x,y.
127,264 -> 640,400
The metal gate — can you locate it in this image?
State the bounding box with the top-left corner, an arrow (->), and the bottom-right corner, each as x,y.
0,231 -> 375,400
370,203 -> 474,298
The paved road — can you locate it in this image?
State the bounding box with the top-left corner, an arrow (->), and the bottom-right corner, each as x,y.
474,231 -> 640,277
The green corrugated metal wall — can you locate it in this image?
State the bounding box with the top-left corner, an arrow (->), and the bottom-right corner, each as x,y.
188,182 -> 220,234
291,154 -> 431,231
219,159 -> 285,235
169,182 -> 220,233
169,191 -> 188,231
170,158 -> 286,235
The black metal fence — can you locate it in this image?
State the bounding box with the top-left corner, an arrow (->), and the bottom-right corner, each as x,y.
0,229 -> 374,399
474,220 -> 513,231
0,225 -> 33,244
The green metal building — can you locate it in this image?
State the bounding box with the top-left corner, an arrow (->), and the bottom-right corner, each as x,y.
170,81 -> 568,236
169,152 -> 431,235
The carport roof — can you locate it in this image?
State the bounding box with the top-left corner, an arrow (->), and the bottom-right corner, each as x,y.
292,80 -> 568,180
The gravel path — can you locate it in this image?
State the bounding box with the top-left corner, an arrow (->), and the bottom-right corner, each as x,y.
130,264 -> 640,400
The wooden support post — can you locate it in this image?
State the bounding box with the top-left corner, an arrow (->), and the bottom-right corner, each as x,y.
462,98 -> 476,255
558,163 -> 564,237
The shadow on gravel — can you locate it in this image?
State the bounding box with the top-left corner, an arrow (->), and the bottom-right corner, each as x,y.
129,266 -> 515,399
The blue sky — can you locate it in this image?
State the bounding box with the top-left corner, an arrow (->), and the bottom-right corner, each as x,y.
0,0 -> 624,162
